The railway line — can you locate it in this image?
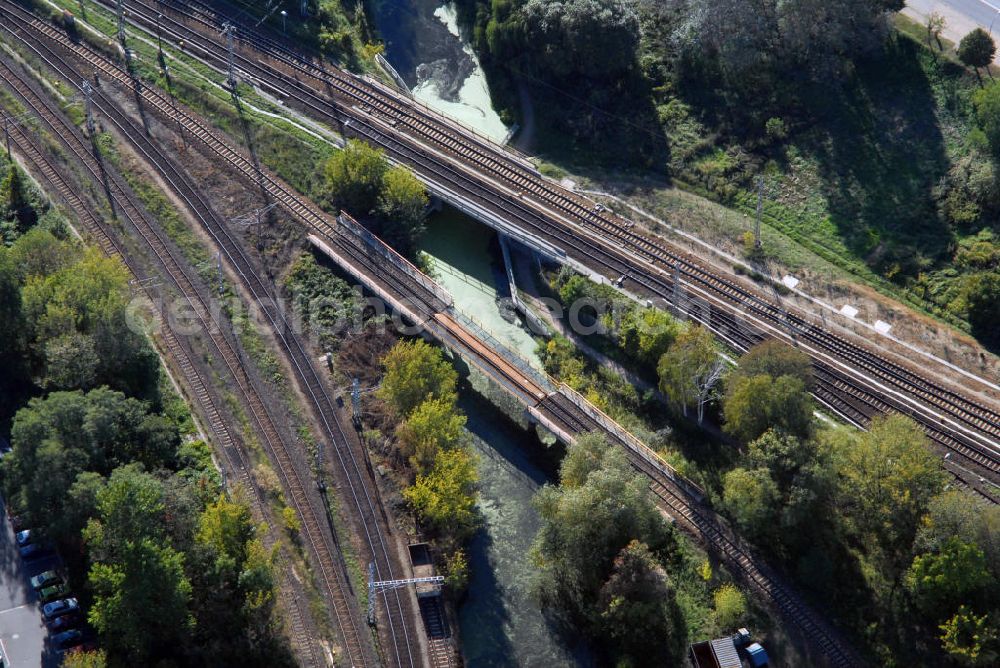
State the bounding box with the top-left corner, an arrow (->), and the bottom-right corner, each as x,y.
0,4 -> 994,667
539,392 -> 860,668
99,0 -> 1000,471
0,31 -> 387,668
0,56 -> 329,667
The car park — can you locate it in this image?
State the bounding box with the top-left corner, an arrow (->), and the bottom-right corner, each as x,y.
41,597 -> 78,621
38,582 -> 70,603
30,570 -> 61,590
51,629 -> 83,652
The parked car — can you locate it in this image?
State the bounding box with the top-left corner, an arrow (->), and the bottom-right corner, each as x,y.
51,629 -> 83,652
15,529 -> 32,547
30,570 -> 61,590
39,583 -> 71,603
18,543 -> 50,561
47,611 -> 82,633
42,597 -> 78,621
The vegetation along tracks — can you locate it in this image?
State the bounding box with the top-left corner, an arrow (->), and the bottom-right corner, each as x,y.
114,0 -> 1000,462
0,55 -> 329,666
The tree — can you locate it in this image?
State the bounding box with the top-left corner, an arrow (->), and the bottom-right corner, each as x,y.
403,447 -> 479,542
532,435 -> 673,613
835,414 -> 947,568
927,12 -> 947,50
88,537 -> 194,662
733,339 -> 813,390
959,28 -> 996,77
518,0 -> 641,79
0,164 -> 37,241
618,307 -> 680,367
657,325 -> 720,422
320,139 -> 387,216
915,491 -> 1000,578
939,606 -> 999,666
967,273 -> 1000,348
906,538 -> 992,618
598,540 -> 687,665
85,465 -> 194,662
721,467 -> 779,538
713,584 -> 748,630
377,339 -> 458,417
974,82 -> 1000,154
724,373 -> 813,443
396,397 -> 467,474
61,650 -> 107,668
374,165 -> 428,255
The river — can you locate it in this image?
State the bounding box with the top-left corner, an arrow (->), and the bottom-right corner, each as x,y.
369,0 -> 509,142
417,204 -> 589,665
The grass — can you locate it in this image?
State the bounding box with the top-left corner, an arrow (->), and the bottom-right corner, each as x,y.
522,15 -> 995,339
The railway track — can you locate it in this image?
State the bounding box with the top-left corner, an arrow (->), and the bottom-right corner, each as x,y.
103,0 -> 999,468
0,5 -> 991,667
0,56 -> 328,667
539,392 -> 860,668
0,8 -> 471,664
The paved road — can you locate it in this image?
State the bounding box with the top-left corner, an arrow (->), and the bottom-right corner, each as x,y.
903,0 -> 1000,60
0,501 -> 61,668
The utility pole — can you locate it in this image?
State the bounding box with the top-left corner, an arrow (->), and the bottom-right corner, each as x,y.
116,0 -> 125,44
754,175 -> 764,250
82,80 -> 95,136
351,378 -> 361,428
216,251 -> 224,295
367,563 -> 443,627
672,261 -> 683,319
231,201 -> 277,250
221,23 -> 237,91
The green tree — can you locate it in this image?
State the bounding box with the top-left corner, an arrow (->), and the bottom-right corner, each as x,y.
836,414 -> 947,568
657,325 -> 719,421
939,606 -> 999,666
713,584 -> 748,630
721,467 -> 779,538
320,139 -> 387,216
598,540 -> 687,665
618,307 -> 680,367
374,165 -> 428,255
532,434 -> 673,613
396,397 -> 467,474
403,447 -> 479,541
906,538 -> 992,618
1,388 -> 175,537
378,339 -> 458,417
958,28 -> 996,76
724,373 -> 813,443
88,537 -> 194,662
733,339 -> 813,390
21,248 -> 158,397
967,273 -> 1000,348
0,164 -> 38,242
915,491 -> 1000,578
519,0 -> 640,79
973,82 -> 1000,153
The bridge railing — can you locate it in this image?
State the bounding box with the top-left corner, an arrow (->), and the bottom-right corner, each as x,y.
557,383 -> 705,501
336,213 -> 453,308
448,308 -> 555,395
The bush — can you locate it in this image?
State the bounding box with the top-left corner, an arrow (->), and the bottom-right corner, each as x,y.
713,584 -> 748,630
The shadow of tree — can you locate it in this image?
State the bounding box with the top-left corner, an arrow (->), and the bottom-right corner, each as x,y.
796,40 -> 955,279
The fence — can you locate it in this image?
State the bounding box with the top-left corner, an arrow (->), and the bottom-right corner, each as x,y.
336,213 -> 453,308
557,383 -> 705,501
